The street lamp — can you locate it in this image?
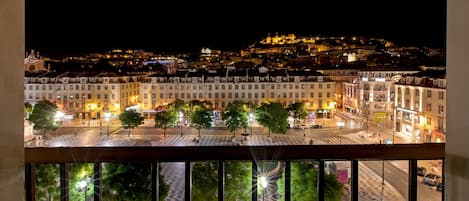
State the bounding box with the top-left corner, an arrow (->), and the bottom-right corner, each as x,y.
336,121 -> 345,144
249,112 -> 254,135
260,176 -> 268,201
77,179 -> 89,201
55,111 -> 64,135
179,112 -> 184,136
104,112 -> 112,136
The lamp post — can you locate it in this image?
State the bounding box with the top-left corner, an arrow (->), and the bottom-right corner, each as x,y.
249,112 -> 254,135
260,176 -> 268,201
336,121 -> 345,144
77,179 -> 89,201
54,111 -> 64,135
179,112 -> 184,136
104,112 -> 112,136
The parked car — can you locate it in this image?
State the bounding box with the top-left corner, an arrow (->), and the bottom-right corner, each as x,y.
435,181 -> 443,191
310,124 -> 322,129
417,167 -> 427,176
423,173 -> 441,186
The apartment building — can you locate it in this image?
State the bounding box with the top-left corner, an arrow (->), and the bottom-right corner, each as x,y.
394,71 -> 446,142
24,71 -> 141,119
355,69 -> 419,129
139,68 -> 336,119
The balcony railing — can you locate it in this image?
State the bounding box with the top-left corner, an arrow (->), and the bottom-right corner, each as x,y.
25,143 -> 445,201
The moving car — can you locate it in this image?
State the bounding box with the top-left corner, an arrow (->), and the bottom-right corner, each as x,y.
435,181 -> 443,191
423,173 -> 441,186
417,167 -> 427,176
310,124 -> 322,129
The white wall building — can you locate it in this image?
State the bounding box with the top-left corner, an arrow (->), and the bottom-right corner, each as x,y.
356,69 -> 419,129
24,72 -> 141,119
394,72 -> 446,142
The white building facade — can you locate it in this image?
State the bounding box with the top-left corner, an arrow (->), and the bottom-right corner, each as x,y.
394,75 -> 446,142
24,72 -> 141,119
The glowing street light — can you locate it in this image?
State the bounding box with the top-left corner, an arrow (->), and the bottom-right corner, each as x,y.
54,111 -> 65,135
336,121 -> 345,144
179,112 -> 184,136
260,176 -> 268,201
76,179 -> 89,201
54,111 -> 64,121
104,112 -> 112,136
249,112 -> 254,135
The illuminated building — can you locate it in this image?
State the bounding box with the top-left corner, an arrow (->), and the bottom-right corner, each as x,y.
356,69 -> 419,129
139,68 -> 336,119
394,71 -> 446,142
24,72 -> 140,119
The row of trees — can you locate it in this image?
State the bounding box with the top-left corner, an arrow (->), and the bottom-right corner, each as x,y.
153,99 -> 309,137
26,99 -> 309,137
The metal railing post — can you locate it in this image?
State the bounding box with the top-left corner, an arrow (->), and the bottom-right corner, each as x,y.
218,161 -> 224,201
60,163 -> 69,201
409,159 -> 418,201
351,160 -> 359,201
93,163 -> 101,201
317,160 -> 325,201
151,162 -> 159,201
185,161 -> 192,201
285,161 -> 291,201
252,161 -> 257,201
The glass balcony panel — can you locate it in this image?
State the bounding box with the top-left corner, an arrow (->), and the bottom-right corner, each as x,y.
68,163 -> 95,201
418,159 -> 443,201
224,161 -> 252,201
359,161 -> 406,201
256,161 -> 285,201
101,163 -> 152,201
160,162 -> 185,201
192,161 -> 218,201
324,161 -> 350,201
291,161 -> 318,201
35,164 -> 60,201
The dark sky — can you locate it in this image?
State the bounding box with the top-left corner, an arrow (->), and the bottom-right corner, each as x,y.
26,0 -> 446,58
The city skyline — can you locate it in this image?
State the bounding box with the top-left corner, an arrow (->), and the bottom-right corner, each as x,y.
26,0 -> 446,58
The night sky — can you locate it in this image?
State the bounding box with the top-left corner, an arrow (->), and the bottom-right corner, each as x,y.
26,0 -> 446,58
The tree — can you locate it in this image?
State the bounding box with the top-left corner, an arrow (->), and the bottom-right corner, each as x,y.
255,102 -> 288,137
189,105 -> 213,137
154,109 -> 178,137
28,100 -> 59,136
171,99 -> 188,114
222,101 -> 248,137
169,99 -> 188,136
24,102 -> 32,119
287,102 -> 308,127
119,109 -> 144,137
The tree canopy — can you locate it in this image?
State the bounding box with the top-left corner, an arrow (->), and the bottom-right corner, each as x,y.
189,105 -> 213,137
222,101 -> 248,136
154,109 -> 178,137
287,102 -> 308,127
255,102 -> 288,136
119,109 -> 144,136
28,100 -> 59,135
24,102 -> 32,119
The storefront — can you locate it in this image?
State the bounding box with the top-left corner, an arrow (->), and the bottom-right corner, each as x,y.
315,109 -> 331,119
431,130 -> 445,143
